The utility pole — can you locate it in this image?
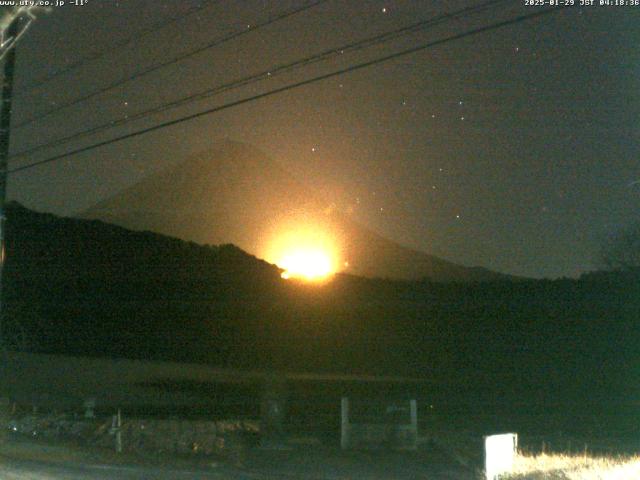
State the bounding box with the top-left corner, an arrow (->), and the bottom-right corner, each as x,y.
0,7 -> 45,352
0,17 -> 18,437
0,8 -> 45,442
0,15 -> 20,353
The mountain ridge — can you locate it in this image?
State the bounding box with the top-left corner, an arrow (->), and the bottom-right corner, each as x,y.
3,201 -> 639,409
81,141 -> 516,283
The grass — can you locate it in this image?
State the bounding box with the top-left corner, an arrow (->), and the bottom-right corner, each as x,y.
501,452 -> 640,479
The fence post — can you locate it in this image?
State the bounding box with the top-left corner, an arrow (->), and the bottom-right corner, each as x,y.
260,375 -> 288,449
409,399 -> 418,448
116,409 -> 122,453
83,397 -> 96,418
110,409 -> 123,453
341,397 -> 350,450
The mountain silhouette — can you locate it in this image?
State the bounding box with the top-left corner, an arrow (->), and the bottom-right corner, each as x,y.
81,141 -> 511,282
4,202 -> 640,411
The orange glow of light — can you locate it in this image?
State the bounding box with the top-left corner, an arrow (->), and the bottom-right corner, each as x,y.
279,248 -> 333,281
261,216 -> 342,283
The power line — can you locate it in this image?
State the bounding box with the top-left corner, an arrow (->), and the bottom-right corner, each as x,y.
14,0 -> 328,129
11,0 -> 509,160
8,6 -> 565,176
19,0 -> 220,93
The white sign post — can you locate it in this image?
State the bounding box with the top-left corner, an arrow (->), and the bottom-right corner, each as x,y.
485,433 -> 518,480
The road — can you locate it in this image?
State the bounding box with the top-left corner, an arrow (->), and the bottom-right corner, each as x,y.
0,455 -> 474,480
0,456 -> 475,480
0,456 -> 260,479
0,437 -> 476,479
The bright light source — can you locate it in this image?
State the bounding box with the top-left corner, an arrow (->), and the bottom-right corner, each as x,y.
279,248 -> 333,281
261,215 -> 344,283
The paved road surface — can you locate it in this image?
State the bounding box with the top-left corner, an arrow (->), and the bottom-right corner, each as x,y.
0,448 -> 476,479
0,457 -> 258,479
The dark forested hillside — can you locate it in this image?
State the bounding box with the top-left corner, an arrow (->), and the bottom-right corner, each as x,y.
4,203 -> 639,408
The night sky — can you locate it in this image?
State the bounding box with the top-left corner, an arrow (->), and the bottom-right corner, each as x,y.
5,0 -> 639,279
